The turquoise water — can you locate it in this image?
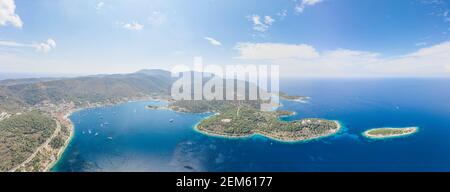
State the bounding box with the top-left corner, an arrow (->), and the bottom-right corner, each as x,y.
53,78 -> 450,172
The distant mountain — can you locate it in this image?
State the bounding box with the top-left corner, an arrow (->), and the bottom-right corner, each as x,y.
0,69 -> 273,112
0,69 -> 174,111
135,69 -> 171,77
0,78 -> 65,86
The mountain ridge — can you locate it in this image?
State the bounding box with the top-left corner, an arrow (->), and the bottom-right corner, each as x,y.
0,69 -> 174,111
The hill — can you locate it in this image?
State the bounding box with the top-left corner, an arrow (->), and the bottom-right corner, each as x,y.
0,111 -> 56,171
0,69 -> 173,172
0,69 -> 173,110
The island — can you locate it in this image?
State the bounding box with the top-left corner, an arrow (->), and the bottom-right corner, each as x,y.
280,92 -> 310,103
363,127 -> 418,139
151,99 -> 341,142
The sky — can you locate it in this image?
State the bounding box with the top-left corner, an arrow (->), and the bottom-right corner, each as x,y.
1,0 -> 450,77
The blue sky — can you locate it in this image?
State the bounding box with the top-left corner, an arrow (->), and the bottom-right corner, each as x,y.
1,0 -> 450,77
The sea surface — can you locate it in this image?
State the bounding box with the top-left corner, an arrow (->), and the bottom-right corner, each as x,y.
52,78 -> 450,172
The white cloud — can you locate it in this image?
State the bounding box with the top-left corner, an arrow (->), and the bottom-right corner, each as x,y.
234,41 -> 450,77
277,9 -> 288,20
235,42 -> 319,59
148,11 -> 167,26
295,0 -> 324,13
408,41 -> 450,57
35,39 -> 57,53
122,21 -> 144,30
0,38 -> 56,53
248,15 -> 275,32
249,15 -> 265,32
264,16 -> 275,25
95,2 -> 104,10
204,37 -> 222,46
0,0 -> 23,28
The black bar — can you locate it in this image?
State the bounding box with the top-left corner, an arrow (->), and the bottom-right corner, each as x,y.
1,172 -> 447,191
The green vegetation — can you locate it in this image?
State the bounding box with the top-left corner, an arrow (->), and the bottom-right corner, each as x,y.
49,135 -> 64,149
170,100 -> 340,142
169,100 -> 261,113
279,92 -> 308,101
0,70 -> 173,171
0,70 -> 173,109
0,111 -> 56,171
50,125 -> 70,150
363,127 -> 418,139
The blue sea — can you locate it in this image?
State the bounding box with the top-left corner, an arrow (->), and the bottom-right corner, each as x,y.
52,78 -> 450,172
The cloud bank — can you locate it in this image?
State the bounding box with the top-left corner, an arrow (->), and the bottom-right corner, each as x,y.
235,41 -> 450,77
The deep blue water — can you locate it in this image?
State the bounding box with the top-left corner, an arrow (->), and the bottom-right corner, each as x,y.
53,78 -> 450,172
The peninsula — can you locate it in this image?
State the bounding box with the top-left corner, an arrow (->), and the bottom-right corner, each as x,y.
363,127 -> 418,139
280,92 -> 309,103
149,99 -> 341,142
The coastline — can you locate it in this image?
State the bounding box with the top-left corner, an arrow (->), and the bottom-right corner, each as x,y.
193,118 -> 342,143
48,98 -> 341,171
362,127 -> 419,139
47,97 -> 165,172
146,105 -> 342,143
44,109 -> 77,171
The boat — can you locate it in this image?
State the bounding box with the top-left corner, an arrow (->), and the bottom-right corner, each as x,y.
107,137 -> 113,140
169,119 -> 174,123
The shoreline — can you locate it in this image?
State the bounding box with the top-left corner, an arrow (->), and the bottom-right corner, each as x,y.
193,119 -> 342,143
44,109 -> 77,172
148,104 -> 343,143
47,97 -> 165,171
363,127 -> 419,139
48,98 -> 341,171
